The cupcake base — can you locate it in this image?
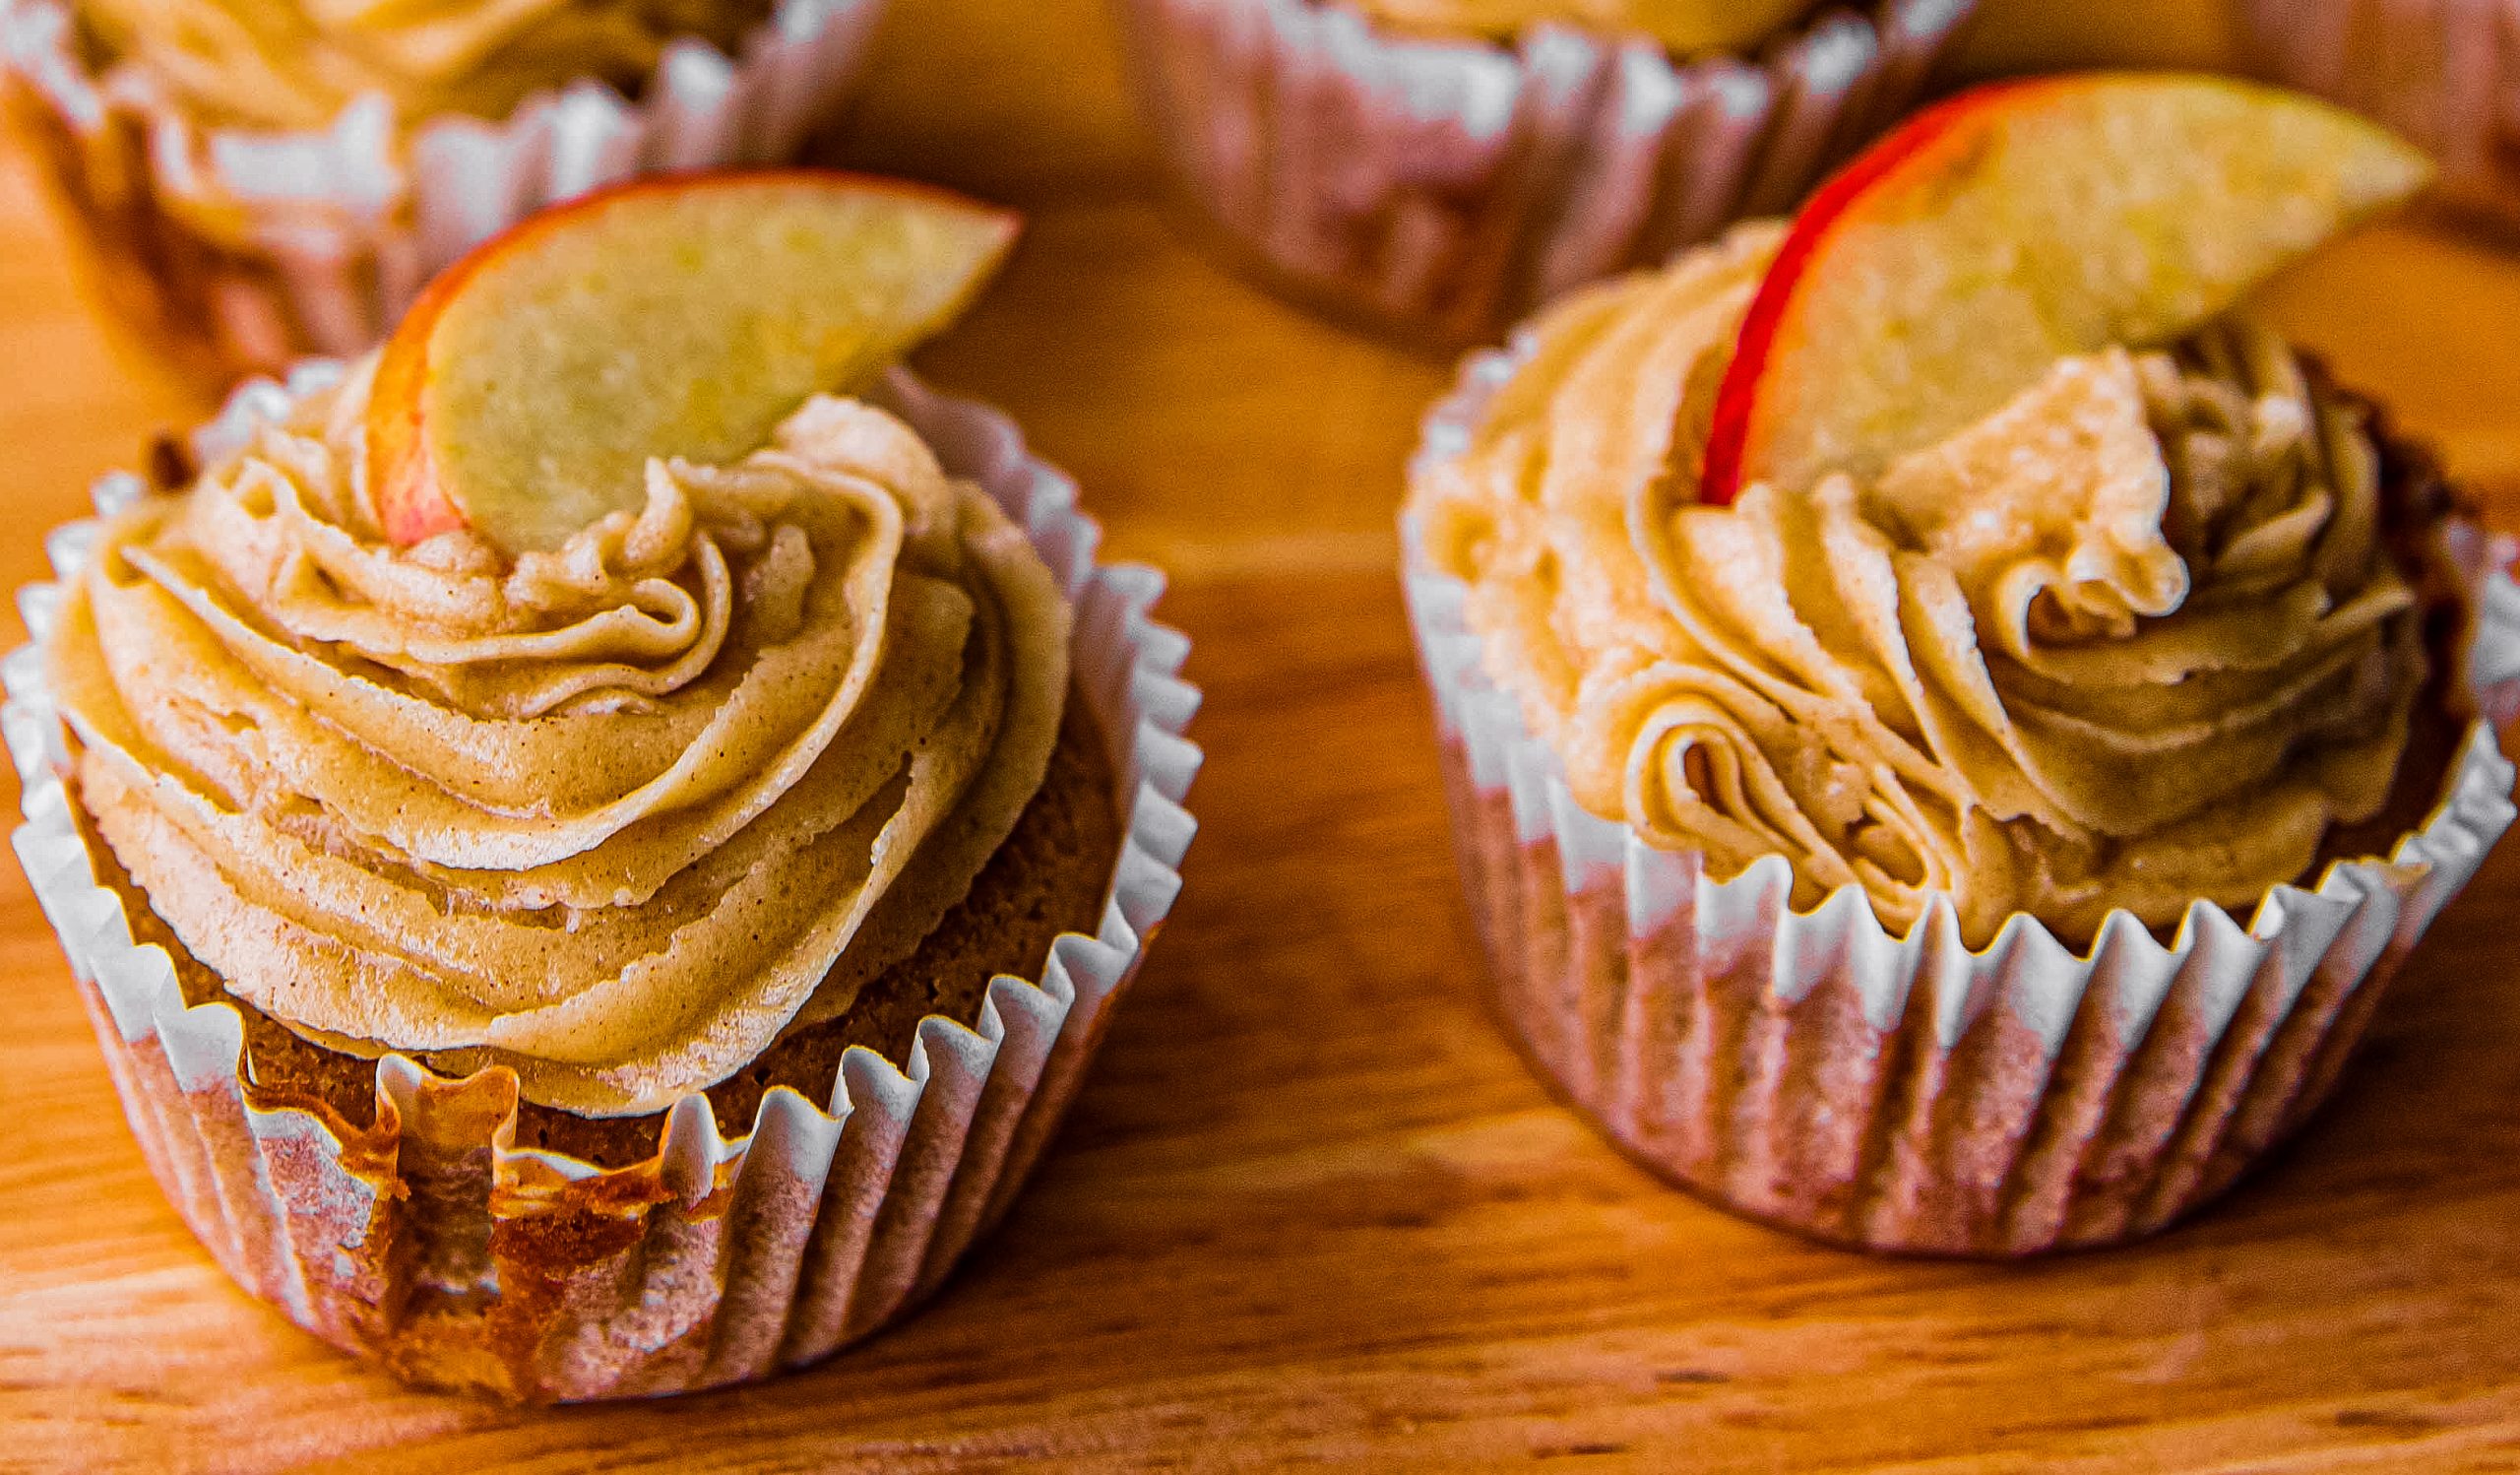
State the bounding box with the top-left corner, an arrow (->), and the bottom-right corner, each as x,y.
1430,720 -> 2504,1257
5,365 -> 1203,1401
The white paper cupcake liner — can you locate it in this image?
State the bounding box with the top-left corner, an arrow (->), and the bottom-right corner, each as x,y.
1111,0 -> 1978,348
4,364 -> 1202,1401
0,0 -> 885,382
2237,0 -> 2520,231
1401,340 -> 2520,1256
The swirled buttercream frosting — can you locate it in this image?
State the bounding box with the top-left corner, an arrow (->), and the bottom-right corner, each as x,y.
1411,223 -> 2429,944
1349,0 -> 1808,54
73,0 -> 771,132
46,357 -> 1072,1116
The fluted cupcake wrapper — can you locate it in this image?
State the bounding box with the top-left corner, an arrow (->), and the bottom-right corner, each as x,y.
0,0 -> 884,385
3,365 -> 1202,1401
2236,0 -> 2520,232
1111,0 -> 1976,349
1401,342 -> 2520,1257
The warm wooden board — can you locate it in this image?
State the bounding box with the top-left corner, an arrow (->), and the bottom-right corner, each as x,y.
5,2 -> 2520,1470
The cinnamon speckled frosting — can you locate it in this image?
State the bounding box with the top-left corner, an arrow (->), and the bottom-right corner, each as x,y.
45,355 -> 1070,1116
1410,223 -> 2427,944
72,0 -> 771,132
1350,0 -> 1808,53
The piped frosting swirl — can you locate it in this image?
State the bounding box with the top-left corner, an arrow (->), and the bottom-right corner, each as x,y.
47,357 -> 1070,1115
1412,224 -> 2428,943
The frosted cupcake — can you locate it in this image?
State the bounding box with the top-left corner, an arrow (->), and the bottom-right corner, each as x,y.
0,0 -> 885,381
8,172 -> 1199,1399
1404,75 -> 2520,1254
1112,0 -> 1981,349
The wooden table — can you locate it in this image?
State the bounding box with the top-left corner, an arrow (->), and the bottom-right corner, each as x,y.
6,2 -> 2520,1470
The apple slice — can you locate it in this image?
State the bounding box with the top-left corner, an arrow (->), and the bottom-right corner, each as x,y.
370,170 -> 1021,551
1700,74 -> 2431,506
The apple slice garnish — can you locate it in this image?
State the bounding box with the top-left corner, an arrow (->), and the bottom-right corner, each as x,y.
370,170 -> 1021,551
1699,74 -> 2432,506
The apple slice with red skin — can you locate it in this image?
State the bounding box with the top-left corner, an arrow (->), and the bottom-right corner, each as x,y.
1699,74 -> 2432,506
370,169 -> 1022,552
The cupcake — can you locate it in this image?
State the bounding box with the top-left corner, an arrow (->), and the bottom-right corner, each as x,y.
2236,0 -> 2520,233
6,171 -> 1200,1400
0,0 -> 885,383
1404,74 -> 2520,1255
1112,0 -> 1982,350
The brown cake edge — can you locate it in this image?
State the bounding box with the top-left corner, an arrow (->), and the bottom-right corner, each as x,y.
2305,366 -> 2477,872
70,692 -> 1122,1172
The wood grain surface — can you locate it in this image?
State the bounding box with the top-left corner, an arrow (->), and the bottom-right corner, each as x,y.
5,1 -> 2520,1470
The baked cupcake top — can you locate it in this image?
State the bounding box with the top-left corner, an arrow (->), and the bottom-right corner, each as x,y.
1348,0 -> 1807,55
1410,76 -> 2442,944
72,0 -> 772,132
43,174 -> 1054,1116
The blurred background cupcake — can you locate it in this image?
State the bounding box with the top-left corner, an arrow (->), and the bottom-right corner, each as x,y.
0,0 -> 885,383
1111,0 -> 1982,351
2232,0 -> 2520,236
1963,0 -> 2520,242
